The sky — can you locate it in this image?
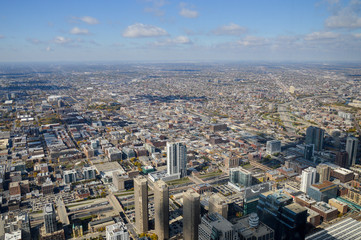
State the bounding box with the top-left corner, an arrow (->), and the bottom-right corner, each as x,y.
1,0 -> 361,62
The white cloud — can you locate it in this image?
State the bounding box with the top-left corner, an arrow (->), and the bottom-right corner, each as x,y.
79,16 -> 99,25
46,46 -> 53,52
70,27 -> 90,35
212,23 -> 247,36
0,35 -> 4,39
325,0 -> 361,29
27,38 -> 43,44
144,0 -> 167,16
122,23 -> 168,38
154,36 -> 191,46
304,31 -> 339,41
179,3 -> 198,18
238,36 -> 268,47
353,33 -> 361,38
53,36 -> 72,44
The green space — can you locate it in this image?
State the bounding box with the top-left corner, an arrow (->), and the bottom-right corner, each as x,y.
166,177 -> 190,186
198,171 -> 223,179
241,163 -> 253,169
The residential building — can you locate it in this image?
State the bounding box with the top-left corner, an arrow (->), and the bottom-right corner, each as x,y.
266,140 -> 281,155
300,167 -> 317,193
306,126 -> 324,151
106,222 -> 129,240
346,136 -> 358,166
134,176 -> 148,234
154,180 -> 169,240
183,189 -> 201,240
167,142 -> 187,179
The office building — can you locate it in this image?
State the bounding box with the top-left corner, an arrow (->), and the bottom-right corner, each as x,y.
300,167 -> 317,193
307,181 -> 338,202
304,144 -> 314,161
63,169 -> 77,184
335,151 -> 348,168
43,203 -> 57,234
316,164 -> 330,183
83,166 -> 96,180
266,140 -> 281,155
208,193 -> 228,219
257,191 -> 307,240
167,142 -> 187,179
243,183 -> 272,216
306,126 -> 324,151
235,213 -> 274,240
154,180 -> 169,240
229,167 -> 252,187
346,136 -> 358,166
134,176 -> 148,234
106,222 -> 129,240
198,213 -> 237,240
183,189 -> 201,240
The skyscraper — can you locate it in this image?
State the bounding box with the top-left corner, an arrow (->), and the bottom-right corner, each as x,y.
346,136 -> 358,166
266,140 -> 281,155
134,176 -> 148,234
198,213 -> 237,240
335,151 -> 348,168
306,126 -> 324,151
183,189 -> 200,240
208,193 -> 228,219
257,191 -> 307,240
300,167 -> 317,193
154,180 -> 169,240
229,167 -> 252,187
43,203 -> 57,234
167,142 -> 187,179
304,144 -> 314,161
316,164 -> 331,183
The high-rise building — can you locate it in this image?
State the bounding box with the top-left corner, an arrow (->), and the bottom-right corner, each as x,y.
304,144 -> 314,161
346,136 -> 358,166
300,167 -> 317,193
335,151 -> 348,168
266,140 -> 281,155
167,142 -> 187,179
257,191 -> 307,240
306,126 -> 324,151
134,176 -> 148,234
208,193 -> 228,219
154,180 -> 169,240
106,222 -> 129,240
235,213 -> 274,240
43,203 -> 57,234
316,164 -> 331,183
183,189 -> 200,240
198,213 -> 237,240
229,167 -> 252,187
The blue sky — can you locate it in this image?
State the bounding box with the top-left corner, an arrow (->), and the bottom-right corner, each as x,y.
1,0 -> 361,62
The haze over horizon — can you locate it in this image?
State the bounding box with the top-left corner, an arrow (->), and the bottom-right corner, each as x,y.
1,0 -> 361,63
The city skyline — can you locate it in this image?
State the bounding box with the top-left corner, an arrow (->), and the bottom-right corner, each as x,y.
1,0 -> 361,62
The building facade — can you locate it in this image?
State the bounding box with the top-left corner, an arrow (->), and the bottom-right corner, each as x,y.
134,176 -> 148,234
183,189 -> 201,240
167,142 -> 187,179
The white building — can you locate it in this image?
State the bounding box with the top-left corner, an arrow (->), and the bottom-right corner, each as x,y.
300,167 -> 317,193
63,169 -> 77,184
266,140 -> 281,154
167,142 -> 187,179
106,222 -> 129,240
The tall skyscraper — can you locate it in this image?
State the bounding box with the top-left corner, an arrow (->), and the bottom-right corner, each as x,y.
306,126 -> 324,151
335,151 -> 348,168
43,203 -> 57,234
316,164 -> 331,183
183,189 -> 200,240
154,180 -> 169,240
300,167 -> 317,193
134,176 -> 148,234
346,136 -> 358,166
167,142 -> 187,178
